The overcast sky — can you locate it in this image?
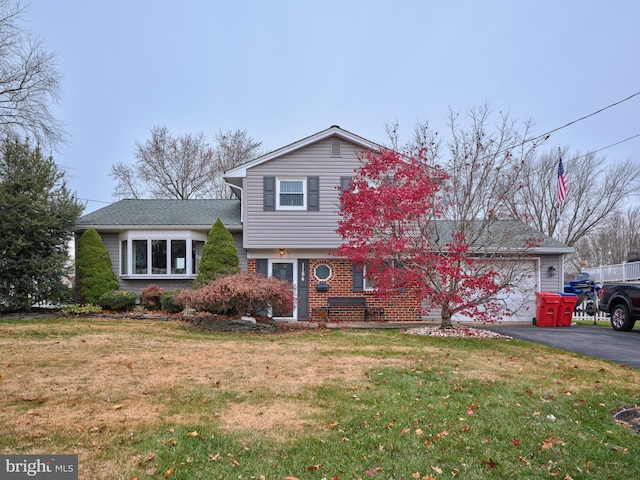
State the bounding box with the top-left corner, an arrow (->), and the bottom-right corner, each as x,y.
27,0 -> 640,213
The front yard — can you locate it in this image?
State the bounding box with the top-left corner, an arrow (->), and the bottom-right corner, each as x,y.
1,317 -> 638,479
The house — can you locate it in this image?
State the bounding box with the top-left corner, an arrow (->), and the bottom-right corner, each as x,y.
75,125 -> 572,322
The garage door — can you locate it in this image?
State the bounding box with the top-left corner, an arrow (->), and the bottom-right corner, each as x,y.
421,259 -> 537,322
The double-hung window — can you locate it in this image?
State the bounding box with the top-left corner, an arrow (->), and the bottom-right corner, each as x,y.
264,176 -> 319,211
277,179 -> 306,209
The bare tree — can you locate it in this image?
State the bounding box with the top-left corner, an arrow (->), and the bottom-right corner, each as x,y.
0,0 -> 65,146
572,206 -> 640,270
111,126 -> 262,200
111,125 -> 215,199
505,149 -> 640,248
387,104 -> 539,223
210,129 -> 262,198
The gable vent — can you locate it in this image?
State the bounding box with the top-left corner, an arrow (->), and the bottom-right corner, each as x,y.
331,141 -> 341,157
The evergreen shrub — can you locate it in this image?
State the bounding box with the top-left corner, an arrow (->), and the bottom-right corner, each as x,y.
193,219 -> 240,288
76,229 -> 119,304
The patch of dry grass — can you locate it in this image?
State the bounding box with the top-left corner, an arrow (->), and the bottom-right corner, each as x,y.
0,320 -> 411,470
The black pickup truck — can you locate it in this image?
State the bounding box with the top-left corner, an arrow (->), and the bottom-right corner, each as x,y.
598,282 -> 640,331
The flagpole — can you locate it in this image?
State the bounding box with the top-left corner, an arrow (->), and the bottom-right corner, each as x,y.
555,147 -> 567,243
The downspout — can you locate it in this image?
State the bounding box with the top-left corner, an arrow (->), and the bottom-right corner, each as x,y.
225,181 -> 244,224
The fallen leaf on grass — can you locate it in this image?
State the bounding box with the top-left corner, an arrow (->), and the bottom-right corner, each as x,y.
307,463 -> 324,471
541,436 -> 564,450
163,468 -> 174,478
186,431 -> 199,437
483,458 -> 499,470
433,430 -> 448,440
611,446 -> 628,453
208,453 -> 220,461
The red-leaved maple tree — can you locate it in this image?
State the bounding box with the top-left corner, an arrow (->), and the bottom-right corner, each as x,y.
336,148 -> 540,328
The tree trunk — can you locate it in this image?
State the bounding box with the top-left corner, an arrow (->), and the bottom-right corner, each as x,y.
440,305 -> 453,329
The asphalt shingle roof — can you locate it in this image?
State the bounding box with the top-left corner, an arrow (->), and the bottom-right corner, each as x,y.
76,199 -> 241,228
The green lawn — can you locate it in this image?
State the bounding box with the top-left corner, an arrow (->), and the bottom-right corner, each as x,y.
1,318 -> 638,479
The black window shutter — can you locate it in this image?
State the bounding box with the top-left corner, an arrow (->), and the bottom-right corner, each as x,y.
263,176 -> 275,211
256,259 -> 268,277
352,263 -> 364,292
307,176 -> 319,211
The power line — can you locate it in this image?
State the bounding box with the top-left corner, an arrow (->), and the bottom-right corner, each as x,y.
529,90 -> 640,146
573,132 -> 640,161
487,91 -> 640,159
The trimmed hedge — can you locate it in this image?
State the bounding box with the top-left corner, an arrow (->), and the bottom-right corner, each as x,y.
98,290 -> 137,312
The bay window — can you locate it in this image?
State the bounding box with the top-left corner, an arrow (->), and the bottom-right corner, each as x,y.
119,231 -> 205,277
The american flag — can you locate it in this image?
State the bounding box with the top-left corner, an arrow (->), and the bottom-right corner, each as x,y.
556,157 -> 567,208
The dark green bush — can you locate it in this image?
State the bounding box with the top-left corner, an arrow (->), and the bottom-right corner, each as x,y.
98,290 -> 137,312
76,229 -> 119,304
193,219 -> 240,288
160,289 -> 184,313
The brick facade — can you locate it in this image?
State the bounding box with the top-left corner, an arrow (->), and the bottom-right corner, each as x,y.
247,258 -> 423,322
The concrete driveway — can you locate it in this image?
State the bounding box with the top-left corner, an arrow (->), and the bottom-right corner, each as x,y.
483,324 -> 640,369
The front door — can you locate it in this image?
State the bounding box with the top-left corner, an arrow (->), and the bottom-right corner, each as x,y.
270,260 -> 297,319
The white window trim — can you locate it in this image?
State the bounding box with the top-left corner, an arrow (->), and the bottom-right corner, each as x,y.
364,265 -> 376,291
276,178 -> 306,210
119,230 -> 207,279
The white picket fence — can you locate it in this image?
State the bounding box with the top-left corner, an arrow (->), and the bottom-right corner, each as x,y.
572,307 -> 608,323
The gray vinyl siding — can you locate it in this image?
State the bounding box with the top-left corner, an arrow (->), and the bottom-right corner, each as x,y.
100,233 -> 120,278
244,137 -> 364,249
539,254 -> 565,292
